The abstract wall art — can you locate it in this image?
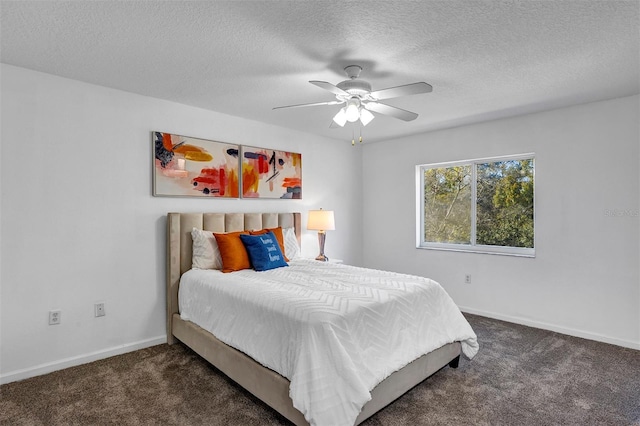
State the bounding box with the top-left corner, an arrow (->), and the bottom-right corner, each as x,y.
153,132 -> 240,198
241,146 -> 302,199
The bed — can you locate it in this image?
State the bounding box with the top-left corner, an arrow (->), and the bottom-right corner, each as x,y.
167,212 -> 477,426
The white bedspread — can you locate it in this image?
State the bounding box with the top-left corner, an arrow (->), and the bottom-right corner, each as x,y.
179,259 -> 478,426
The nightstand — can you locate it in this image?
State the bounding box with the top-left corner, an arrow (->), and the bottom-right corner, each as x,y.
308,258 -> 343,264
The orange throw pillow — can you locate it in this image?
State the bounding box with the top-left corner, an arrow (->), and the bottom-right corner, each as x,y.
214,231 -> 250,273
250,227 -> 289,261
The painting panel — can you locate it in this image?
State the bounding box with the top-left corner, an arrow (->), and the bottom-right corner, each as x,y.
241,146 -> 302,199
153,132 -> 239,198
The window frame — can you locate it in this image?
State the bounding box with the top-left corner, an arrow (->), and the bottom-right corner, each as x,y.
416,153 -> 536,257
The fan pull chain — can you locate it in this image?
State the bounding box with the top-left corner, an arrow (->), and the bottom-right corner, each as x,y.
350,127 -> 364,146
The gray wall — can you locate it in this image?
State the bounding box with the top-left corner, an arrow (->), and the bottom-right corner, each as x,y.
362,95 -> 639,349
0,64 -> 363,382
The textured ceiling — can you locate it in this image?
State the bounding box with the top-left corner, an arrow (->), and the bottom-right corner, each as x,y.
1,1 -> 638,143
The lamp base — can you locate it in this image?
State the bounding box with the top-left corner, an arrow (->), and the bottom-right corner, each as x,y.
316,231 -> 328,261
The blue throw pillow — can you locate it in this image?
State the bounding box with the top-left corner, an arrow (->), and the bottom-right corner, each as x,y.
239,231 -> 288,271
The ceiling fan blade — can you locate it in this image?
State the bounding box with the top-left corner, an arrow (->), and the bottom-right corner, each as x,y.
369,82 -> 432,100
273,100 -> 343,110
309,80 -> 351,97
364,102 -> 419,121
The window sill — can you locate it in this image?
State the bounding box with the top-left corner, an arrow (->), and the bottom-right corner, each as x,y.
416,244 -> 535,258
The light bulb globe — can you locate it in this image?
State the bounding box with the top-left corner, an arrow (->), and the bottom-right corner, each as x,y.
344,98 -> 361,123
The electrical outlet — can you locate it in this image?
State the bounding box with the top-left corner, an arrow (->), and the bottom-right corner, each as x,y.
94,303 -> 106,317
465,274 -> 472,284
49,310 -> 61,325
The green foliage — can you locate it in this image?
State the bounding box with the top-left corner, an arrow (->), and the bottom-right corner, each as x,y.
423,165 -> 471,244
477,159 -> 534,248
423,159 -> 534,249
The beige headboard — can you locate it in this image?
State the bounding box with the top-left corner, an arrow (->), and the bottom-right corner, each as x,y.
166,212 -> 301,342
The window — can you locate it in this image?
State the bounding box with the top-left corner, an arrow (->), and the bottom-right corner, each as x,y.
417,154 -> 535,256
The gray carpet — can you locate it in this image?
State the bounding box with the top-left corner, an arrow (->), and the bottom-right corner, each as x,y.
1,314 -> 639,425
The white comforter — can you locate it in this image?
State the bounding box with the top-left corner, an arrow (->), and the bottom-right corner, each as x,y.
179,259 -> 478,426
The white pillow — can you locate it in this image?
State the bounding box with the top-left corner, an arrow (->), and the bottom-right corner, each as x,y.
283,227 -> 301,260
191,228 -> 222,270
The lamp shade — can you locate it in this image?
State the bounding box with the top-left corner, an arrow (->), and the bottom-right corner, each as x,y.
360,108 -> 374,126
332,108 -> 347,127
307,209 -> 335,231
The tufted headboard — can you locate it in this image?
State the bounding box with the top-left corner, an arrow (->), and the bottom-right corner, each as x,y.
166,212 -> 301,341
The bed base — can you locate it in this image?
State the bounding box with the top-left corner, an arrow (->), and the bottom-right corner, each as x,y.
172,314 -> 460,426
167,212 -> 462,425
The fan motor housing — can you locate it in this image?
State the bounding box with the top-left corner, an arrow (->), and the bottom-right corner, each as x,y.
337,79 -> 372,96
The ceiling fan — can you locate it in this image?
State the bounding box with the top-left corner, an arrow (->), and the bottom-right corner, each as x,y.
273,65 -> 432,127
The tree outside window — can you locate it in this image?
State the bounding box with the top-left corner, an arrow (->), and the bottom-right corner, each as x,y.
418,155 -> 534,256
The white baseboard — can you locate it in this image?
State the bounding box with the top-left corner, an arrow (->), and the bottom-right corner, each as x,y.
459,306 -> 640,350
3,310 -> 637,385
0,335 -> 167,385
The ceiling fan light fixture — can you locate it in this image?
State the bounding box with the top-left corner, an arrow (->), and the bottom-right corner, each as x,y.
345,98 -> 361,122
274,65 -> 430,128
360,108 -> 374,126
332,108 -> 347,127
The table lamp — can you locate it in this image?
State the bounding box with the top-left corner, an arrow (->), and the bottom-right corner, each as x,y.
307,209 -> 335,261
